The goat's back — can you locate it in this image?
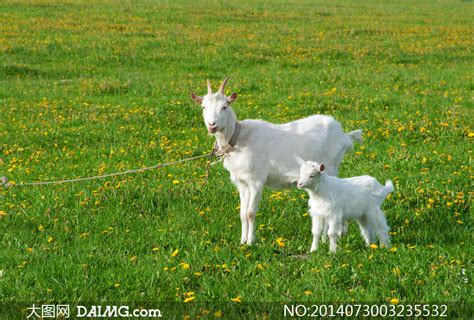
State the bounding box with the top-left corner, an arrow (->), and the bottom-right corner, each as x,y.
229,115 -> 353,186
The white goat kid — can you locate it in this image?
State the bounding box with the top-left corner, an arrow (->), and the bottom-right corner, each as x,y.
190,78 -> 362,245
296,159 -> 393,253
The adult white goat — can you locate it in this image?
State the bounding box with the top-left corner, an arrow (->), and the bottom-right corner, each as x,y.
296,159 -> 393,253
190,78 -> 362,244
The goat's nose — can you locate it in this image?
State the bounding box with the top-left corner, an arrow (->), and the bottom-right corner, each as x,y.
208,122 -> 216,127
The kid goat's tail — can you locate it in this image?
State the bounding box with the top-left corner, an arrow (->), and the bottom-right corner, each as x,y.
384,180 -> 394,197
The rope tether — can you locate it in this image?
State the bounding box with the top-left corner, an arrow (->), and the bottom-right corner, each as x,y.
1,152 -> 213,188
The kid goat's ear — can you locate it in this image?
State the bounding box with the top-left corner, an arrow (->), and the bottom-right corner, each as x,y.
319,164 -> 325,172
190,93 -> 203,105
227,92 -> 237,103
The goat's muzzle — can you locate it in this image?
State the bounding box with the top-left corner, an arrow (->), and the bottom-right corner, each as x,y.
207,126 -> 218,134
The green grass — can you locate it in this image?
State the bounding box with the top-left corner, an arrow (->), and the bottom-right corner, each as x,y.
0,0 -> 472,318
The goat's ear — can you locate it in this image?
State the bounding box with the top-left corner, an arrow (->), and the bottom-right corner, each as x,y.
319,164 -> 325,172
190,93 -> 203,105
227,92 -> 237,103
293,155 -> 305,166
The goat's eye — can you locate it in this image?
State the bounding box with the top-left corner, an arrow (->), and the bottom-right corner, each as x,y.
222,106 -> 227,110
309,174 -> 315,178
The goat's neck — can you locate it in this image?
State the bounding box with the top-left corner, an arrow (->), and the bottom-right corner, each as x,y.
214,110 -> 238,148
308,174 -> 330,200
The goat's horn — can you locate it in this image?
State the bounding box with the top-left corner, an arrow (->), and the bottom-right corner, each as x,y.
218,77 -> 229,94
207,79 -> 212,95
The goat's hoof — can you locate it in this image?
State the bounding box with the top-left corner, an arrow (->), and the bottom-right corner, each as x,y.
245,236 -> 256,245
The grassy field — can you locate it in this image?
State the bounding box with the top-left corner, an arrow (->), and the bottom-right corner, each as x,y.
0,0 -> 472,318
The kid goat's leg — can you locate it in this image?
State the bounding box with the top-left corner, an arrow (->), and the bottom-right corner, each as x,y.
357,215 -> 374,246
246,183 -> 263,245
376,208 -> 391,248
310,216 -> 325,252
327,216 -> 342,253
370,207 -> 391,248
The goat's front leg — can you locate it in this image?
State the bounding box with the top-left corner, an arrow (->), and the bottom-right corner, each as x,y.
237,184 -> 250,244
310,216 -> 325,252
246,183 -> 263,245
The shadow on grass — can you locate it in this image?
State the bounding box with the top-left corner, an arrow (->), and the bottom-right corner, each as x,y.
1,64 -> 44,78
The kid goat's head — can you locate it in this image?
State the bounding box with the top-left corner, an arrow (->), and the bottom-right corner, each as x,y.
295,156 -> 325,189
190,78 -> 238,134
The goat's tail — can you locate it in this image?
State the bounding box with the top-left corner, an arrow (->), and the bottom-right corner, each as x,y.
383,180 -> 394,197
347,129 -> 363,144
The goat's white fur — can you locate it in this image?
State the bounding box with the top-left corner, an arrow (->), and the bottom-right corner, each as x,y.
190,79 -> 362,244
296,158 -> 393,253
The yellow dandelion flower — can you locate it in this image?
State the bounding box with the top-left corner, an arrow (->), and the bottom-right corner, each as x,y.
26,247 -> 33,253
390,298 -> 399,305
390,247 -> 397,252
194,272 -> 202,277
370,244 -> 378,249
214,310 -> 223,318
183,296 -> 195,303
180,262 -> 190,270
0,210 -> 7,217
303,290 -> 313,296
47,288 -> 53,293
231,296 -> 241,303
171,249 -> 179,257
114,283 -> 120,288
275,237 -> 285,248
172,180 -> 180,185
38,225 -> 45,232
152,247 -> 159,252
47,237 -> 54,243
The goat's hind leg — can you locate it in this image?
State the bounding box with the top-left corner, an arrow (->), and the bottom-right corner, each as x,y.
356,215 -> 374,246
371,207 -> 391,248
